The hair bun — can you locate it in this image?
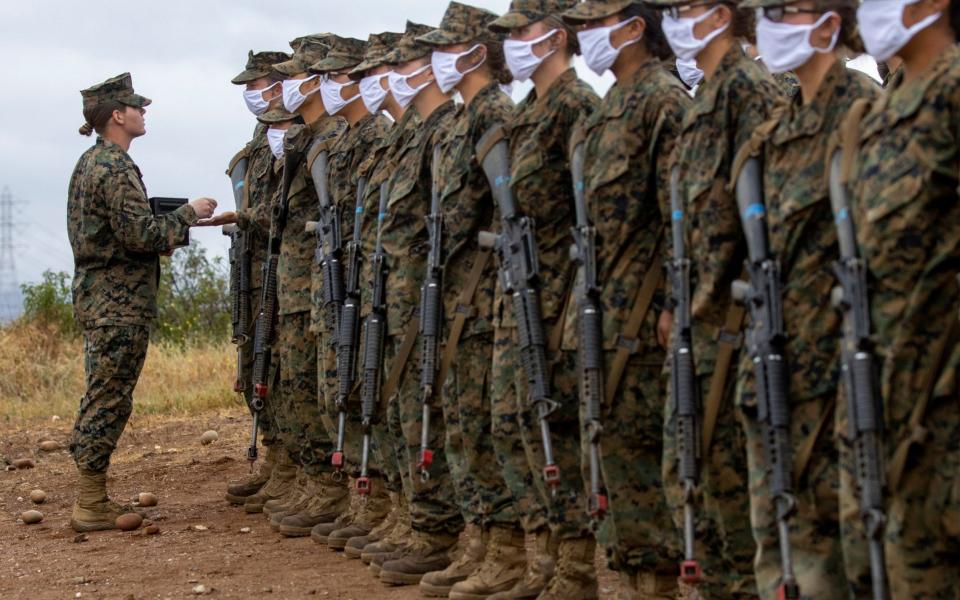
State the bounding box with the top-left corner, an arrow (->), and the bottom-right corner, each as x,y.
79,122 -> 94,136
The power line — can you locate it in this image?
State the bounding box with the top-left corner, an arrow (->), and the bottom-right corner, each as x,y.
0,186 -> 21,322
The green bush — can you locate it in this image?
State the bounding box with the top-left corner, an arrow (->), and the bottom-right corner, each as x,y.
20,270 -> 78,337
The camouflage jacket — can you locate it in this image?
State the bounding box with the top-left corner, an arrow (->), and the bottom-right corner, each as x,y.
851,45 -> 960,419
435,83 -> 514,340
674,44 -> 782,374
234,123 -> 276,290
67,137 -> 197,327
502,68 -> 599,333
275,116 -> 346,316
382,101 -> 458,336
741,60 -> 878,403
562,60 -> 688,367
309,112 -> 391,333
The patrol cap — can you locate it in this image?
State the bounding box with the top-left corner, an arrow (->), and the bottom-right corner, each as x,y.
257,107 -> 298,125
418,2 -> 500,46
80,73 -> 151,111
348,31 -> 403,80
562,0 -> 638,22
232,50 -> 292,84
488,0 -> 579,32
273,35 -> 333,76
309,35 -> 367,74
383,21 -> 435,65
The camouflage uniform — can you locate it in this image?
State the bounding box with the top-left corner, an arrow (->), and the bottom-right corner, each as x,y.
663,44 -> 782,599
564,37 -> 690,575
734,56 -> 879,599
68,74 -> 196,473
848,45 -> 960,599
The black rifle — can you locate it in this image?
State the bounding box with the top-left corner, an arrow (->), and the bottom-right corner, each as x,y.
310,149 -> 346,361
669,166 -> 702,584
249,146 -> 302,463
828,152 -> 888,600
476,125 -> 560,494
225,154 -> 251,395
569,142 -> 606,518
417,145 -> 444,481
332,176 -> 368,476
357,184 -> 390,500
731,157 -> 799,599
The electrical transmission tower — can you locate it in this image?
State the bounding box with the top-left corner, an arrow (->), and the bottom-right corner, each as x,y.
0,186 -> 20,322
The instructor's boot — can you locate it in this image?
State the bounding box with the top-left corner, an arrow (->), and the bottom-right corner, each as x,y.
449,526 -> 526,600
279,473 -> 349,537
535,536 -> 598,600
487,528 -> 557,600
379,530 -> 459,586
347,491 -> 400,559
420,525 -> 486,597
70,470 -> 130,533
243,454 -> 296,514
325,477 -> 392,549
225,445 -> 276,505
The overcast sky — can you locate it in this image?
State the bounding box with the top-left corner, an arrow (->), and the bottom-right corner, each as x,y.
0,0 -> 877,317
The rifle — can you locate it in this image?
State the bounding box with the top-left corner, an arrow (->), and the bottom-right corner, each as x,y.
310,150 -> 346,358
417,145 -> 445,481
225,154 -> 251,395
828,151 -> 888,600
568,142 -> 606,518
731,157 -> 799,599
357,184 -> 390,500
669,166 -> 702,584
331,176 -> 368,476
248,146 -> 302,463
476,125 -> 560,494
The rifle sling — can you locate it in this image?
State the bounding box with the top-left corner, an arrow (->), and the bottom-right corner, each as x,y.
702,299 -> 747,454
793,397 -> 835,483
604,229 -> 666,406
382,316 -> 421,402
437,248 -> 492,390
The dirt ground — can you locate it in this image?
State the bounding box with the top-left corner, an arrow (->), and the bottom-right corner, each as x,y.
0,410 -> 622,600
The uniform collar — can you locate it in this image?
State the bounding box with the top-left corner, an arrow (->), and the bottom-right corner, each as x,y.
771,58 -> 847,145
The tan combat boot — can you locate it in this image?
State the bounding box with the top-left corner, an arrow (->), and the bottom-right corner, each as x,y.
243,451 -> 296,514
346,491 -> 400,558
535,536 -> 598,600
279,472 -> 349,537
71,470 -> 133,533
263,467 -> 309,516
362,497 -> 412,565
635,571 -> 679,600
268,474 -> 318,530
420,525 -> 487,597
225,444 -> 277,505
449,526 -> 526,600
311,487 -> 360,545
487,527 -> 557,600
327,478 -> 392,549
379,529 -> 460,586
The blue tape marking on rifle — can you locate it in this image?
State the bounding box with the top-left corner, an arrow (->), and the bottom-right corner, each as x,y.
234,181 -> 245,191
744,203 -> 765,219
495,175 -> 510,188
379,212 -> 388,221
672,210 -> 683,222
575,181 -> 584,192
835,207 -> 848,223
356,206 -> 364,214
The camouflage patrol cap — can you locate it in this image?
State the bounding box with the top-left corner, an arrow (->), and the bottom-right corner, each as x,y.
488,0 -> 579,32
562,0 -> 637,22
81,73 -> 151,111
273,35 -> 333,76
383,21 -> 435,65
257,107 -> 298,125
348,31 -> 403,80
418,2 -> 500,46
309,35 -> 367,74
232,50 -> 292,84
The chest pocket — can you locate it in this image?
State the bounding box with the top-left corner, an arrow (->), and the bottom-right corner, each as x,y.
681,83 -> 724,204
125,171 -> 147,200
863,149 -> 922,225
387,145 -> 420,210
511,133 -> 545,187
440,132 -> 471,202
587,104 -> 634,192
253,152 -> 271,180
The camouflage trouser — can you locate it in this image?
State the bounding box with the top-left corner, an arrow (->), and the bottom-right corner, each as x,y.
239,288 -> 277,446
274,311 -> 331,477
389,327 -> 464,536
442,332 -> 519,528
71,325 -> 150,473
736,375 -> 846,600
591,358 -> 681,574
663,368 -> 757,599
491,324 -> 548,533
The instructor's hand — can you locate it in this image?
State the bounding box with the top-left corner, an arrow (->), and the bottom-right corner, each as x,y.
189,197 -> 217,220
195,211 -> 238,227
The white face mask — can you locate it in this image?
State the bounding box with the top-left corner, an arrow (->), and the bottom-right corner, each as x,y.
578,17 -> 642,76
676,57 -> 704,88
320,76 -> 362,115
662,6 -> 728,61
243,82 -> 279,116
504,29 -> 558,82
360,74 -> 390,113
431,44 -> 485,93
282,75 -> 320,112
858,0 -> 942,62
267,127 -> 286,159
388,65 -> 432,109
756,12 -> 839,74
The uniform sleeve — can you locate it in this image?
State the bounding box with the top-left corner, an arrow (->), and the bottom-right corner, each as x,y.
107,169 -> 196,253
